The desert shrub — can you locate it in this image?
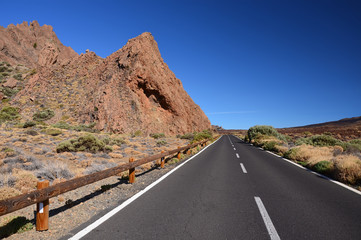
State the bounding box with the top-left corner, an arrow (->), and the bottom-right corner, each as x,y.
25,129 -> 38,136
13,73 -> 23,81
44,128 -> 62,136
156,140 -> 167,146
52,121 -> 71,129
192,130 -> 213,143
1,147 -> 16,157
247,125 -> 287,142
0,216 -> 34,238
36,162 -> 74,181
150,133 -> 165,139
0,106 -> 20,123
312,161 -> 333,174
23,121 -> 36,128
344,139 -> 361,153
1,86 -> 19,97
283,148 -> 300,160
0,174 -> 17,188
83,161 -> 117,175
132,130 -> 142,137
102,136 -> 125,146
296,135 -> 345,149
262,141 -> 278,152
180,133 -> 194,140
56,134 -> 112,153
32,109 -> 55,121
334,155 -> 361,185
72,122 -> 97,132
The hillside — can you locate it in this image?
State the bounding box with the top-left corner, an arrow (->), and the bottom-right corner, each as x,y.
278,116 -> 361,140
0,21 -> 210,135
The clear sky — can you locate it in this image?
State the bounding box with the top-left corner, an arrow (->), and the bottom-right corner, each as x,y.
1,0 -> 360,129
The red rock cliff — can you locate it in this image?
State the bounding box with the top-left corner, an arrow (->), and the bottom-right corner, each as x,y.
3,22 -> 210,134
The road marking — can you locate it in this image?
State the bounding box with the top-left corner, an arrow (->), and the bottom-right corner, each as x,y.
240,163 -> 247,173
69,137 -> 221,240
266,151 -> 281,158
236,153 -> 240,158
233,147 -> 236,150
254,197 -> 281,240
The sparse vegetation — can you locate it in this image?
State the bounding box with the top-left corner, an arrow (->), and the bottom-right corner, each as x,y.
56,134 -> 112,153
150,133 -> 165,139
45,128 -> 62,136
23,121 -> 36,128
32,109 -> 55,121
132,130 -> 142,137
156,140 -> 167,146
0,106 -> 20,123
247,125 -> 361,186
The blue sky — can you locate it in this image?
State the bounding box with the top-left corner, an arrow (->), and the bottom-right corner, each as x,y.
1,0 -> 360,129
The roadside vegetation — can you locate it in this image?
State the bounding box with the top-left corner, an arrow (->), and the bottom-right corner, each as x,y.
245,125 -> 361,187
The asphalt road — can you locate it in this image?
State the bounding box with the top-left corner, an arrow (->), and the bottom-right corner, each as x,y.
70,135 -> 361,239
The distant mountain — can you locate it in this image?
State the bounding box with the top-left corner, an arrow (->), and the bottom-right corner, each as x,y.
0,21 -> 210,134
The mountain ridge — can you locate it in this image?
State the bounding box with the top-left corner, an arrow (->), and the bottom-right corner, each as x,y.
1,21 -> 211,134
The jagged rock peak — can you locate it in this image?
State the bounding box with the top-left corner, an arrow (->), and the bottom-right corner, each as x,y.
0,20 -> 78,68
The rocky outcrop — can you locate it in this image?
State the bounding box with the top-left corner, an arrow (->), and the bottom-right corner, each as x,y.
3,22 -> 210,135
0,21 -> 77,68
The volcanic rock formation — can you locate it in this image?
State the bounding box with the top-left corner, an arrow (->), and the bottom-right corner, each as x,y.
1,21 -> 210,134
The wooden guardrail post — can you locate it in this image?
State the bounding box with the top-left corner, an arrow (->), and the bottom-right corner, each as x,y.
160,150 -> 165,168
177,146 -> 181,160
36,180 -> 49,231
129,157 -> 135,184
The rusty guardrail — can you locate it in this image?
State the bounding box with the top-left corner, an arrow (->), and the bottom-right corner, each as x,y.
0,138 -> 212,229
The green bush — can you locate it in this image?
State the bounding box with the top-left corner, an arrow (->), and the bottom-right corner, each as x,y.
132,130 -> 142,137
102,136 -> 126,146
262,141 -> 278,152
0,86 -> 19,97
72,122 -> 98,133
33,109 -> 55,121
180,133 -> 194,140
295,135 -> 345,149
156,140 -> 167,146
56,134 -> 112,153
44,128 -> 62,136
0,106 -> 20,123
52,121 -> 71,129
13,73 -> 23,81
192,130 -> 213,143
150,133 -> 165,139
312,161 -> 333,174
283,148 -> 300,160
247,125 -> 286,142
23,121 -> 36,128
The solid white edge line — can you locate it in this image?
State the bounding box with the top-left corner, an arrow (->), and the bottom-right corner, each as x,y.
236,153 -> 240,158
233,135 -> 361,196
266,150 -> 281,158
240,163 -> 247,173
68,137 -> 222,240
254,197 -> 281,240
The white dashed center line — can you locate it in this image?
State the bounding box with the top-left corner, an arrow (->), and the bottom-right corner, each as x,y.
240,163 -> 247,173
236,153 -> 240,158
254,197 -> 280,240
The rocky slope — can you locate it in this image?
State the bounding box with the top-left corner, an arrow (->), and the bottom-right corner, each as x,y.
1,21 -> 210,134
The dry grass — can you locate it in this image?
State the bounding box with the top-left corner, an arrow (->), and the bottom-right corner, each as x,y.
292,145 -> 334,165
334,155 -> 361,184
0,187 -> 21,200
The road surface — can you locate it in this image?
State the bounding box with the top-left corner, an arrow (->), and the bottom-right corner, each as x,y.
68,135 -> 361,239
